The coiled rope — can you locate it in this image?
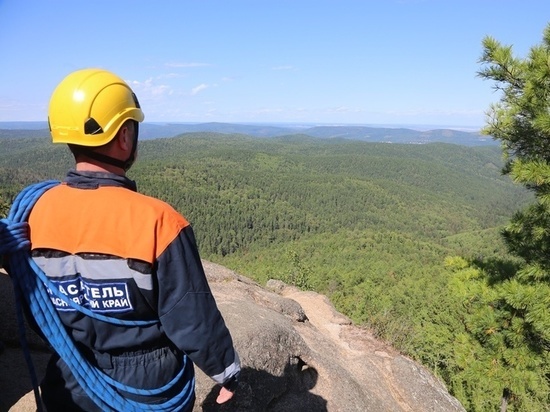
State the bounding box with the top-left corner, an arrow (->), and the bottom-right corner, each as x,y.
1,181 -> 194,411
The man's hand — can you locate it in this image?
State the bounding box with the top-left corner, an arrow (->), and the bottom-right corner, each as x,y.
217,373 -> 239,404
216,386 -> 234,404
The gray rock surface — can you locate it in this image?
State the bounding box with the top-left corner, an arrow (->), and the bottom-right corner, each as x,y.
0,263 -> 465,411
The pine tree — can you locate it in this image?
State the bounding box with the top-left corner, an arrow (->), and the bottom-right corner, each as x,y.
450,23 -> 550,410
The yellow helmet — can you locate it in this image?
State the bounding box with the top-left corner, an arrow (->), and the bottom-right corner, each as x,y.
48,68 -> 144,146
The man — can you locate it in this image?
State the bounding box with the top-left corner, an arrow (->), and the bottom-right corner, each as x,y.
21,68 -> 240,411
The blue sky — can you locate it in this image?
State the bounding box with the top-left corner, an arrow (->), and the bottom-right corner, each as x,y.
1,0 -> 549,129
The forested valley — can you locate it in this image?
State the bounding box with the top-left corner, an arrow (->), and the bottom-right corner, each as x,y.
0,132 -> 540,410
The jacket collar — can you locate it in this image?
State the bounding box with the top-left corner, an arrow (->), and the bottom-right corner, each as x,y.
65,169 -> 138,191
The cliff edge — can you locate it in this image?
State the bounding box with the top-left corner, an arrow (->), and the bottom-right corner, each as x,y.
0,263 -> 464,411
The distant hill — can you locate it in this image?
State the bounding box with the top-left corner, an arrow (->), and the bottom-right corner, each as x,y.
299,125 -> 493,145
0,121 -> 494,146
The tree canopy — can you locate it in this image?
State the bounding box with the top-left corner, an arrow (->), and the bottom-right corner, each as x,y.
440,22 -> 550,411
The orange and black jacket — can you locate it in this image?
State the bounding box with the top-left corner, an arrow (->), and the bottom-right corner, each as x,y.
28,170 -> 240,387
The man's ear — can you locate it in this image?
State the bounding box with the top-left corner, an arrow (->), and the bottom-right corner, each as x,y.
116,124 -> 132,151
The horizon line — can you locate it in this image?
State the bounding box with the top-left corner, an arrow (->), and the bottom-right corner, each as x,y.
0,120 -> 483,132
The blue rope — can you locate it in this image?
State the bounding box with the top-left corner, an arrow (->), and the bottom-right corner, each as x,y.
2,181 -> 195,411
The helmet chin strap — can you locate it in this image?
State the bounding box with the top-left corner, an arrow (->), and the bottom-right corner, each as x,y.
71,122 -> 139,172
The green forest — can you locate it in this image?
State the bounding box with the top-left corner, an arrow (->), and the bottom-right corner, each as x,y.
0,131 -> 539,411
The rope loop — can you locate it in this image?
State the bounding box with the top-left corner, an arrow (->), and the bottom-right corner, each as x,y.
0,218 -> 30,253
